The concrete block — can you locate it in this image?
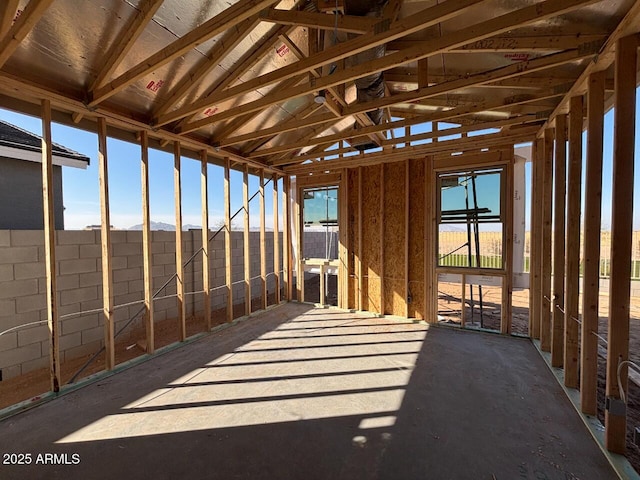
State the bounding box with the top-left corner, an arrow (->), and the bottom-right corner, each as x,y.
0,343 -> 41,369
62,314 -> 99,335
128,279 -> 143,293
60,286 -> 98,306
21,356 -> 49,374
0,246 -> 39,264
59,302 -> 81,316
112,281 -> 129,296
59,332 -> 82,350
80,300 -> 102,313
164,264 -> 177,276
0,331 -> 17,352
0,231 -> 10,247
57,230 -> 96,245
0,278 -> 38,299
17,324 -> 49,346
59,258 -> 97,275
153,253 -> 175,265
16,294 -> 47,314
11,230 -> 44,247
0,264 -> 13,282
79,271 -> 102,288
151,242 -> 164,254
56,244 -> 80,261
110,231 -> 127,243
110,256 -> 128,270
113,267 -> 141,283
79,244 -> 101,259
0,298 -> 15,316
81,325 -> 103,344
0,364 -> 21,380
14,262 -> 45,280
127,255 -> 143,268
113,242 -> 141,257
164,242 -> 176,253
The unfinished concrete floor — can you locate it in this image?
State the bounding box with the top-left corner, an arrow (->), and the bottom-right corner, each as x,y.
0,303 -> 616,480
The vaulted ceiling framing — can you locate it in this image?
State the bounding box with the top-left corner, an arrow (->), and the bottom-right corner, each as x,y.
0,0 -> 638,176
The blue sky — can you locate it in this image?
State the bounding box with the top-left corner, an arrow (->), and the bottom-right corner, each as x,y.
1,97 -> 640,231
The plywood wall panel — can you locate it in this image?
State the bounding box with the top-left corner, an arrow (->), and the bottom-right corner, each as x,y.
408,158 -> 425,319
383,162 -> 406,316
347,168 -> 359,310
361,165 -> 382,313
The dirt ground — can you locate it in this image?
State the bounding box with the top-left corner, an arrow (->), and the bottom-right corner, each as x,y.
3,278 -> 640,473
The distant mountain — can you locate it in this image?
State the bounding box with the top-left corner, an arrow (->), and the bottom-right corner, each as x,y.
128,222 -> 200,231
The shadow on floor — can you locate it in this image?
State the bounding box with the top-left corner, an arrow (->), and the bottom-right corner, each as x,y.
0,304 -> 617,480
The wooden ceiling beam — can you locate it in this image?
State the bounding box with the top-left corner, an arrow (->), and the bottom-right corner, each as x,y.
256,89 -> 564,158
388,35 -> 607,52
157,0 -> 485,126
91,0 -> 164,92
153,15 -> 261,117
173,0 -> 599,134
285,126 -> 539,174
89,0 -> 279,106
0,0 -> 54,69
259,8 -> 377,34
537,0 -> 640,135
220,49 -> 587,147
0,0 -> 19,39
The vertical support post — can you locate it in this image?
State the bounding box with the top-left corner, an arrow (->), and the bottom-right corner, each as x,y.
461,274 -> 466,328
173,141 -> 186,340
140,131 -> 154,353
502,151 -> 514,334
97,117 -> 115,370
551,114 -> 567,366
243,164 -> 251,315
530,138 -> 542,339
224,157 -> 233,322
259,169 -> 267,310
565,95 -> 583,388
320,263 -> 326,307
273,174 -> 280,304
405,160 -> 410,319
425,156 -> 436,323
357,166 -> 363,311
581,71 -> 605,415
380,163 -> 385,315
340,170 -> 349,309
418,58 -> 428,89
200,150 -> 211,330
41,99 -> 60,391
296,184 -> 304,302
283,175 -> 293,301
606,34 -> 637,454
540,128 -> 554,351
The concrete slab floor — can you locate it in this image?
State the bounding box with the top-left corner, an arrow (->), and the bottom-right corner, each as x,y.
0,303 -> 617,480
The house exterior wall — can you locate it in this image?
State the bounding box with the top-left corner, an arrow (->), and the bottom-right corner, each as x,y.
0,157 -> 64,230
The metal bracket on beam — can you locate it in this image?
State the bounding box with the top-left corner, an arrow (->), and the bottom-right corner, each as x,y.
605,396 -> 627,417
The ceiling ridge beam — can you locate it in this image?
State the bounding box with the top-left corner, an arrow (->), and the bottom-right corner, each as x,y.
89,0 -> 279,107
173,0 -> 600,134
156,0 -> 486,126
0,0 -> 54,69
91,0 -> 164,92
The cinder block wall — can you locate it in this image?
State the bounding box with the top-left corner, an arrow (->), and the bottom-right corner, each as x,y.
0,229 -> 299,381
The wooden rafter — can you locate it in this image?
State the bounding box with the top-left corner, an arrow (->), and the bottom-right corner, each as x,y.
387,35 -> 607,52
153,15 -> 261,117
91,0 -> 164,91
260,8 -> 377,34
173,0 -> 599,134
157,0 -> 486,126
89,0 -> 279,106
255,88 -> 566,159
286,125 -> 539,174
0,0 -> 54,69
0,0 -> 19,38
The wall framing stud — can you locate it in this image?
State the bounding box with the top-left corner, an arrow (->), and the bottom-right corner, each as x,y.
140,130 -> 154,353
200,150 -> 211,330
173,141 -> 186,340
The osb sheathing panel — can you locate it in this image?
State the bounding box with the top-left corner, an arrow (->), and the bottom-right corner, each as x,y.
408,158 -> 426,319
362,165 -> 382,313
347,168 -> 359,310
383,161 -> 406,316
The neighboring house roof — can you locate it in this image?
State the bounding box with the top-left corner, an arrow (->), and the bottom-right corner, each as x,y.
0,120 -> 90,169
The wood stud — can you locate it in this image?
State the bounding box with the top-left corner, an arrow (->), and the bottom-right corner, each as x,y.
200,150 -> 211,330
140,131 -> 154,353
173,142 -> 186,340
540,128 -> 554,351
224,157 -> 233,322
